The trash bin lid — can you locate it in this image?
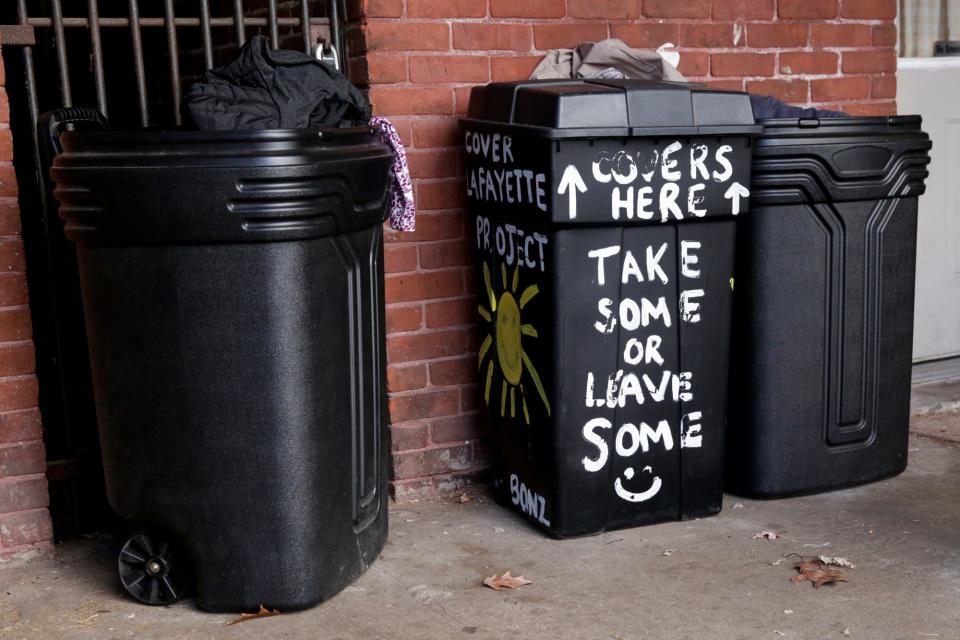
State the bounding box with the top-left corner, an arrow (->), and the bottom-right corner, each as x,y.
464,79 -> 761,138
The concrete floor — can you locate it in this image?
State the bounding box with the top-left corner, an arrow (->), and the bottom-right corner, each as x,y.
2,382 -> 960,640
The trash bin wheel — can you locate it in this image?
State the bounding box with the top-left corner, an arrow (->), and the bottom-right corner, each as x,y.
118,531 -> 190,605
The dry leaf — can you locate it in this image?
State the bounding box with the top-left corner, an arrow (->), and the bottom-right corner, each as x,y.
457,493 -> 471,503
790,558 -> 848,588
753,530 -> 779,540
818,555 -> 856,568
483,571 -> 532,591
662,549 -> 676,557
227,605 -> 282,625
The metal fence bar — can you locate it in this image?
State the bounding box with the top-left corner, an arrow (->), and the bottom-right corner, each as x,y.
163,0 -> 182,125
26,16 -> 325,28
267,0 -> 279,49
127,0 -> 149,127
299,0 -> 311,54
233,0 -> 246,47
49,0 -> 72,107
328,0 -> 342,67
86,0 -> 108,117
199,0 -> 214,70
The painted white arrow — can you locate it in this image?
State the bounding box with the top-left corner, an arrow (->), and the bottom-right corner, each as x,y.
723,181 -> 750,215
557,164 -> 588,219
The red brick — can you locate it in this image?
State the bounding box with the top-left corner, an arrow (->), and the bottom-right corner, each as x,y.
0,166 -> 17,199
370,87 -> 453,116
0,476 -> 48,512
710,52 -> 774,77
0,342 -> 34,377
707,79 -> 745,91
388,363 -> 428,393
0,308 -> 32,342
0,274 -> 28,307
713,0 -> 774,19
361,0 -> 404,17
385,211 -> 463,243
0,239 -> 25,272
642,0 -> 709,18
492,56 -> 543,81
0,130 -> 12,160
386,305 -> 424,333
842,100 -> 895,116
871,74 -> 896,99
429,356 -> 477,386
533,24 -> 608,51
407,0 -> 486,17
408,149 -> 461,180
412,117 -> 461,149
746,23 -> 808,48
778,0 -> 838,19
842,50 -> 896,74
677,52 -> 709,77
811,76 -> 870,101
490,0 -> 565,18
0,440 -> 44,478
388,328 -> 470,363
841,0 -> 895,19
379,117 -> 413,148
0,93 -> 9,126
385,243 -> 419,273
872,24 -> 898,47
389,389 -> 461,424
810,24 -> 871,48
0,200 -> 20,236
419,239 -> 473,270
364,22 -> 449,52
460,384 -> 481,412
0,409 -> 42,444
679,23 -> 740,48
779,51 -> 838,75
391,423 -> 429,452
0,376 -> 37,414
429,413 -> 483,444
0,509 -> 52,548
609,23 -> 680,49
425,297 -> 476,328
410,55 -> 490,84
452,23 -> 533,52
569,0 -> 640,19
455,87 -> 473,115
385,269 -> 463,304
746,79 -> 809,103
416,179 -> 467,211
392,442 -> 475,478
363,54 -> 408,84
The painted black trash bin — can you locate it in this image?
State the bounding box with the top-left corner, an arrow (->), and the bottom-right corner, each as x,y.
462,80 -> 760,537
726,116 -> 932,498
41,108 -> 392,611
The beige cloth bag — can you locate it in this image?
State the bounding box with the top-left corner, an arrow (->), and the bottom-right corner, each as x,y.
530,38 -> 686,82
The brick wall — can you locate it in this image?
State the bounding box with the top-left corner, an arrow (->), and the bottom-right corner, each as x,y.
348,0 -> 899,499
0,47 -> 52,561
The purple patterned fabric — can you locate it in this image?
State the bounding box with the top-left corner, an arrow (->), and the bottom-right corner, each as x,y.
371,116 -> 416,232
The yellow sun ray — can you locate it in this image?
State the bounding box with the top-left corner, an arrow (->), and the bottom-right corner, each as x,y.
500,380 -> 508,417
519,284 -> 539,310
510,386 -> 516,418
482,262 -> 496,312
511,265 -> 519,293
500,263 -> 508,289
484,360 -> 494,405
478,334 -> 492,368
477,304 -> 491,323
521,324 -> 538,338
522,350 -> 551,416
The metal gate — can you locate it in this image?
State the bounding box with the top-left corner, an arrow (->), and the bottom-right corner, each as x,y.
0,0 -> 344,541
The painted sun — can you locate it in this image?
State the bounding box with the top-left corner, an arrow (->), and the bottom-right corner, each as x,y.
478,262 -> 551,424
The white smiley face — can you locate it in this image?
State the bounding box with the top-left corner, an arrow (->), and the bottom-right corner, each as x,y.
613,466 -> 663,503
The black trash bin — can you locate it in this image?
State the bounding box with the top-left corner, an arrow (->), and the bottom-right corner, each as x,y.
726,116 -> 932,498
42,108 -> 392,611
462,80 -> 760,537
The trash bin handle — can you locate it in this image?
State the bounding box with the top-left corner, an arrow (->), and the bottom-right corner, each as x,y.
38,107 -> 109,158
